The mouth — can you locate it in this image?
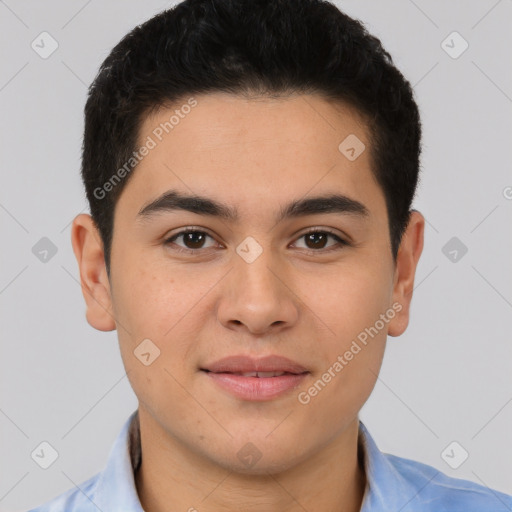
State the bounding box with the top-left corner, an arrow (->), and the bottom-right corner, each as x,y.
201,370 -> 305,378
199,355 -> 310,401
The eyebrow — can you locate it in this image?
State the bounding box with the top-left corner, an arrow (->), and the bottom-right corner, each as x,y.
137,190 -> 370,224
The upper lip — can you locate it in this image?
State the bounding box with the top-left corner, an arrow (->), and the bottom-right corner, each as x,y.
201,355 -> 309,374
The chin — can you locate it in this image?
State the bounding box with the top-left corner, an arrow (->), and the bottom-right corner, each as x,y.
204,438 -> 308,476
226,454 -> 301,476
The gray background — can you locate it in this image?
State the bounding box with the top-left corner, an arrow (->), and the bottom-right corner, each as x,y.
1,0 -> 511,510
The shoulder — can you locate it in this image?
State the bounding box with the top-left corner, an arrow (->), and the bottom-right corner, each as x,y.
25,472 -> 100,512
385,452 -> 512,511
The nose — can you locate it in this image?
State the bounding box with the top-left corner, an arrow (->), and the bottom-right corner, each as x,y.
216,246 -> 299,336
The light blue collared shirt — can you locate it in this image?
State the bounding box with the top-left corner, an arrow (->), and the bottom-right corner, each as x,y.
27,409 -> 512,511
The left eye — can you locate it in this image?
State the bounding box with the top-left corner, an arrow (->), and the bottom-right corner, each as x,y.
164,229 -> 348,254
293,230 -> 347,251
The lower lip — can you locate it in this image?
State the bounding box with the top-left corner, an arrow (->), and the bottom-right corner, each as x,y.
202,371 -> 309,401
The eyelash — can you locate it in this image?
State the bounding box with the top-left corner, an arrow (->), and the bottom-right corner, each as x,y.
163,227 -> 350,255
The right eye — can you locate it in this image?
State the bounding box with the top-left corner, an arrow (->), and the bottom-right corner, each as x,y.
164,229 -> 220,254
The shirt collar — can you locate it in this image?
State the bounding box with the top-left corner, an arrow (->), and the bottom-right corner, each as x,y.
93,409 -> 144,512
357,420 -> 423,510
93,409 -> 415,511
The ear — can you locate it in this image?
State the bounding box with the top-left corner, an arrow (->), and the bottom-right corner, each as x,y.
387,210 -> 425,337
70,213 -> 116,332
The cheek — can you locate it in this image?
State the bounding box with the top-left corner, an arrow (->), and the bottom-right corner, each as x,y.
111,254 -> 192,339
112,262 -> 200,416
111,256 -> 212,378
296,273 -> 388,428
293,259 -> 390,400
295,260 -> 392,340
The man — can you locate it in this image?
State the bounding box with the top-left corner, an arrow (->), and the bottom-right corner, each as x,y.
28,0 -> 512,510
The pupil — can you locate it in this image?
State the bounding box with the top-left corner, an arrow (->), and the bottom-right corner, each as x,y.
306,233 -> 327,249
186,232 -> 205,248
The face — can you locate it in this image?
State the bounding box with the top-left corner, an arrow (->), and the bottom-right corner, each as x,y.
72,92 -> 424,474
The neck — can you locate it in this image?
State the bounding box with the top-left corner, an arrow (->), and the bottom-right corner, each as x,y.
134,408 -> 367,512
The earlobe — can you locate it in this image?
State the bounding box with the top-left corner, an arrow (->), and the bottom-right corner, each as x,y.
387,210 -> 425,338
70,213 -> 117,332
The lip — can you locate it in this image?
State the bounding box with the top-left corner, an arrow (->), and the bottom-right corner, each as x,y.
201,354 -> 309,374
200,354 -> 310,401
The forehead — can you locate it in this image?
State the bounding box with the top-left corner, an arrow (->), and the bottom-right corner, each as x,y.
116,92 -> 386,227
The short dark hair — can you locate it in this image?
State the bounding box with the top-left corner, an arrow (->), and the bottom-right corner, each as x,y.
82,0 -> 422,276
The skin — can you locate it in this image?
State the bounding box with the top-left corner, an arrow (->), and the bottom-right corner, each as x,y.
71,92 -> 424,512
